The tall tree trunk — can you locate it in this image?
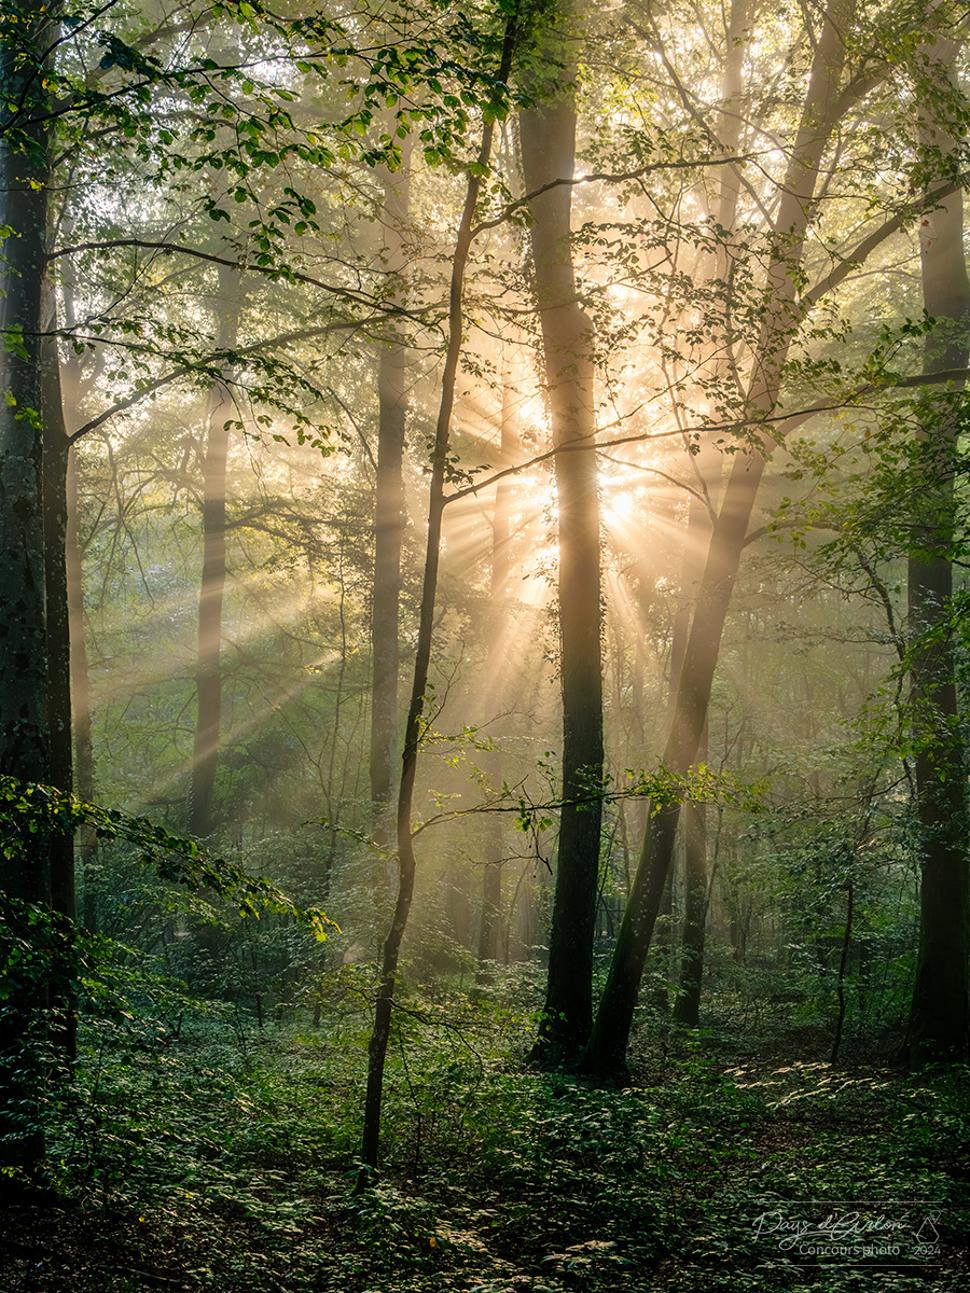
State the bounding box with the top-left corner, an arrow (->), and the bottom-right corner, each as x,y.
674,793 -> 708,1025
67,445 -> 97,929
56,233 -> 97,927
904,39 -> 970,1061
370,142 -> 412,831
582,0 -> 856,1078
0,0 -> 54,1168
41,338 -> 74,925
521,25 -> 604,1061
41,326 -> 78,1062
360,14 -> 518,1172
673,0 -> 747,1027
189,263 -> 241,838
477,372 -> 517,974
669,484 -> 712,1027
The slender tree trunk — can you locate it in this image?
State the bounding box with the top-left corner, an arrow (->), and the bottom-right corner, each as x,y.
477,831 -> 504,971
831,879 -> 854,1063
649,870 -> 674,1011
0,0 -> 55,1169
521,29 -> 604,1061
673,0 -> 747,1029
0,15 -> 51,793
582,0 -> 855,1078
477,374 -> 516,975
370,142 -> 412,831
40,328 -> 78,1062
360,14 -> 518,1172
666,527 -> 706,1026
56,237 -> 97,927
654,502 -> 696,1016
41,341 -> 74,925
66,445 -> 97,928
904,38 -> 970,1061
674,792 -> 707,1025
189,263 -> 241,838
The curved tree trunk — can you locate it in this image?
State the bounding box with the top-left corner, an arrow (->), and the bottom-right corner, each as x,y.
582,0 -> 856,1078
521,26 -> 604,1061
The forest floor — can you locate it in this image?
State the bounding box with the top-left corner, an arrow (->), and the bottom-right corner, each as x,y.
1,984 -> 968,1293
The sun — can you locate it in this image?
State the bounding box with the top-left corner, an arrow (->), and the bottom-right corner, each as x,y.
602,488 -> 636,529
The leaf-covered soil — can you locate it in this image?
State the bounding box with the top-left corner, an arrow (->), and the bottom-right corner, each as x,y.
1,1013 -> 968,1293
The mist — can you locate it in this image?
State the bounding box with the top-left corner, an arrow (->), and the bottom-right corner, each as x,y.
1,1 -> 968,1288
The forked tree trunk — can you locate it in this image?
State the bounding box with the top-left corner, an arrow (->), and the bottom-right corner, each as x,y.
521,29 -> 604,1061
360,14 -> 518,1171
904,39 -> 970,1061
583,0 -> 856,1078
189,264 -> 241,838
370,143 -> 412,834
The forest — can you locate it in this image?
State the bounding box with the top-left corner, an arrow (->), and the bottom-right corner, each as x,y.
1,0 -> 970,1288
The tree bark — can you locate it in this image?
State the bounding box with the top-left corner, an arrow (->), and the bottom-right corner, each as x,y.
582,0 -> 856,1078
57,234 -> 97,927
477,372 -> 517,974
521,30 -> 604,1061
0,0 -> 55,1169
67,444 -> 97,929
360,14 -> 518,1172
668,487 -> 711,1027
0,13 -> 52,795
40,327 -> 77,1062
674,795 -> 707,1026
673,0 -> 747,1027
41,338 -> 74,924
370,143 -> 412,831
189,263 -> 241,838
904,38 -> 970,1061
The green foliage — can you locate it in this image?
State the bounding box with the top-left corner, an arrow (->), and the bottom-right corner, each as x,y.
3,971 -> 966,1290
0,777 -> 336,937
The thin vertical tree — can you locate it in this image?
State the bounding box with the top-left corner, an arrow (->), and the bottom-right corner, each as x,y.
40,317 -> 79,1061
361,10 -> 519,1171
41,327 -> 75,930
904,37 -> 970,1061
56,252 -> 97,926
189,262 -> 242,838
673,0 -> 748,1029
370,142 -> 413,831
67,440 -> 97,928
477,369 -> 518,973
520,2 -> 604,1061
583,0 -> 858,1077
0,0 -> 55,1168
